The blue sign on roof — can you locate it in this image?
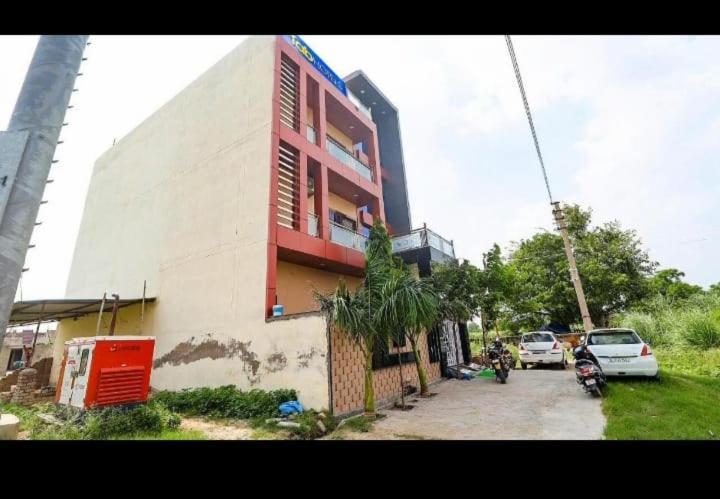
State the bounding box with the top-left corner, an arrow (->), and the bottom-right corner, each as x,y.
283,35 -> 347,96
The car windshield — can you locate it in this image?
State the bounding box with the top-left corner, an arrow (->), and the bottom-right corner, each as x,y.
588,331 -> 641,345
522,333 -> 554,343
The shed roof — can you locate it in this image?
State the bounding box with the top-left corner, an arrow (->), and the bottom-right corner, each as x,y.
8,298 -> 155,326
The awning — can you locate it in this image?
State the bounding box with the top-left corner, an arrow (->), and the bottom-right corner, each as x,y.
8,298 -> 156,327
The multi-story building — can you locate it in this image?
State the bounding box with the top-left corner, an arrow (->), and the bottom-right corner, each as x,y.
43,35 -> 458,415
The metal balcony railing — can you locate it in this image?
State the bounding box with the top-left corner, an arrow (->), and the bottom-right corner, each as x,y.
391,227 -> 455,259
330,221 -> 368,252
308,213 -> 319,237
325,135 -> 373,182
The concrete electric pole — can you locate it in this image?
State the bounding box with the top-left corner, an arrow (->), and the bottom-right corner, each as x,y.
552,201 -> 594,333
0,35 -> 89,348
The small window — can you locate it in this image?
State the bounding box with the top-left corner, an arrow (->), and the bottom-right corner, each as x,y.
7,348 -> 24,371
78,349 -> 90,376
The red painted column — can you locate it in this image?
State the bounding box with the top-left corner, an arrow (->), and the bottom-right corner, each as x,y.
316,163 -> 330,240
299,68 -> 308,137
299,151 -> 308,234
317,88 -> 327,151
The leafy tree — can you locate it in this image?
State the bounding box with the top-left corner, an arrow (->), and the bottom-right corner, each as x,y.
430,259 -> 483,369
503,204 -> 656,329
648,268 -> 703,302
710,282 -> 720,295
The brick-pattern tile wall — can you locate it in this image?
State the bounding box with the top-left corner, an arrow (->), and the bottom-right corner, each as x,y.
330,327 -> 442,416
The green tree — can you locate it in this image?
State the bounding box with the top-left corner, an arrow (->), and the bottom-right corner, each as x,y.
648,268 -> 703,302
503,204 -> 656,329
315,220 -> 392,417
316,220 -> 439,414
379,265 -> 438,402
430,259 -> 483,369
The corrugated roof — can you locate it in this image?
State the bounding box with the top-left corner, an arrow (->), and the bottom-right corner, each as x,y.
9,298 -> 156,326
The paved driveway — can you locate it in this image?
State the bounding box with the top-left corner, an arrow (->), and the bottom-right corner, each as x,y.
340,366 -> 606,440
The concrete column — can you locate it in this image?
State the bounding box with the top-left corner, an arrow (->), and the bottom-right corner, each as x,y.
316,164 -> 329,240
299,151 -> 308,234
0,36 -> 89,346
317,88 -> 327,151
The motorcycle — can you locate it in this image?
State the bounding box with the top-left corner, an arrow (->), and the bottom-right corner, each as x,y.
488,339 -> 511,383
573,343 -> 607,397
502,347 -> 515,370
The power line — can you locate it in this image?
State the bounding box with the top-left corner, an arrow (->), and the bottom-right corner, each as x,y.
505,35 -> 554,204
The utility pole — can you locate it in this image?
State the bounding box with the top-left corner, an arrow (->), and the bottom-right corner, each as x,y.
505,35 -> 595,335
0,35 -> 89,348
552,201 -> 594,333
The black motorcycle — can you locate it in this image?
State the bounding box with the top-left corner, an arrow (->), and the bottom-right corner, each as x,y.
573,344 -> 607,397
488,340 -> 511,383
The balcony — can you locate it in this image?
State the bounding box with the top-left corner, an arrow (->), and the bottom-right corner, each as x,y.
330,221 -> 368,252
392,227 -> 455,260
326,135 -> 373,182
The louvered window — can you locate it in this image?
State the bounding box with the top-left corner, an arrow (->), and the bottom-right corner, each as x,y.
279,55 -> 300,131
277,142 -> 300,230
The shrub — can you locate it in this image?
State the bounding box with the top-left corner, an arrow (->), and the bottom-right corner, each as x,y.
30,401 -> 180,440
153,386 -> 297,419
678,310 -> 720,349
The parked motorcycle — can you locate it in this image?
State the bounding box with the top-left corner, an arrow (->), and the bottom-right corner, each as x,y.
488,339 -> 511,383
573,343 -> 607,397
502,347 -> 515,370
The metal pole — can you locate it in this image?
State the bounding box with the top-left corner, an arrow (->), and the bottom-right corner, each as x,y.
108,294 -> 120,336
0,35 -> 89,348
552,202 -> 594,333
27,303 -> 46,366
95,292 -> 106,334
140,280 -> 146,334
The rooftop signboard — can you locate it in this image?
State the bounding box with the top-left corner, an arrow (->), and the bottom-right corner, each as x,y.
283,35 -> 347,96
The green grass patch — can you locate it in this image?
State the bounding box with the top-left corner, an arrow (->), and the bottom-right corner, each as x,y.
1,400 -> 184,440
152,386 -> 297,420
109,429 -> 206,440
602,347 -> 720,440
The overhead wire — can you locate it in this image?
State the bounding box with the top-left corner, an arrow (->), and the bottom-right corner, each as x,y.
505,35 -> 554,204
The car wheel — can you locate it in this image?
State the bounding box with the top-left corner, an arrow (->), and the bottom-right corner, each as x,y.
521,362 -> 527,370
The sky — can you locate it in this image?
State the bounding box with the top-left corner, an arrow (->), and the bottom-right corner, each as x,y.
1,35 -> 719,302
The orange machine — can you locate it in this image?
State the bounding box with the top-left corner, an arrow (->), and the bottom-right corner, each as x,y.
55,336 -> 155,410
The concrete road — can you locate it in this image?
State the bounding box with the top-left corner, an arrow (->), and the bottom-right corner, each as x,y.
359,366 -> 606,440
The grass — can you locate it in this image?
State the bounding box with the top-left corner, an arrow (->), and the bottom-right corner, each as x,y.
109,429 -> 206,440
601,348 -> 720,440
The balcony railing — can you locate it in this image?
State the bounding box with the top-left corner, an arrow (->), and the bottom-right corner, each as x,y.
308,213 -> 319,237
330,221 -> 368,252
391,227 -> 455,259
307,125 -> 316,144
325,135 -> 373,182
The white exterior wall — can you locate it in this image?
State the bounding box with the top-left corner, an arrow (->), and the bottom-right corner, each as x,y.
56,36 -> 331,410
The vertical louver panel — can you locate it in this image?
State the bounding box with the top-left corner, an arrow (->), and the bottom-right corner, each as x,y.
279,55 -> 300,131
277,142 -> 300,230
95,367 -> 146,406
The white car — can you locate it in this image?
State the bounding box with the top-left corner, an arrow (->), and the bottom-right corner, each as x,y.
518,332 -> 567,369
584,328 -> 659,378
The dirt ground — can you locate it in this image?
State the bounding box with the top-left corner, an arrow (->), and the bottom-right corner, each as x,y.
180,417 -> 254,440
335,366 -> 606,440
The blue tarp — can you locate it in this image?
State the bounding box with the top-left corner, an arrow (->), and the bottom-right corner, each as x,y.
279,401 -> 304,416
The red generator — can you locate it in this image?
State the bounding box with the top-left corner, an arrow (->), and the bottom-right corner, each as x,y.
55,336 -> 156,410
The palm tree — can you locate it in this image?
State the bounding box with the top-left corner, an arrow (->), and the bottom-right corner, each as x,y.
315,220 -> 394,418
378,267 -> 439,402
